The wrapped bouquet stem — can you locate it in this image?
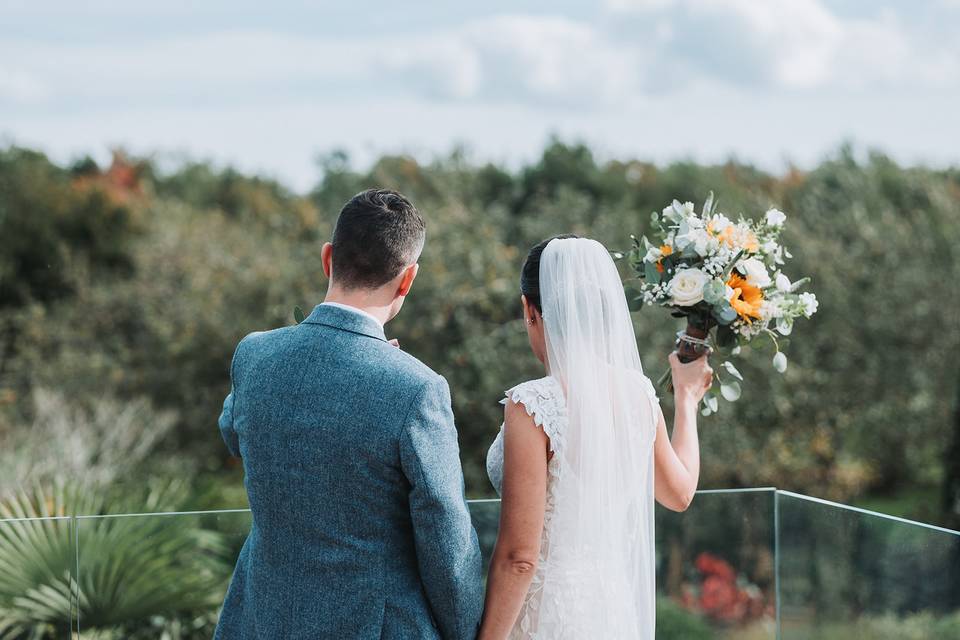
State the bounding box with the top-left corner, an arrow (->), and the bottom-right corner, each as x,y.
619,194 -> 818,415
676,322 -> 710,363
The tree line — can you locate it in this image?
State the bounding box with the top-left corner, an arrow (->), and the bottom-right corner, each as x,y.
1,142 -> 958,526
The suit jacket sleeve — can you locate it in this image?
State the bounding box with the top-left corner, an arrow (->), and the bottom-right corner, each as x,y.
399,376 -> 484,640
218,340 -> 243,458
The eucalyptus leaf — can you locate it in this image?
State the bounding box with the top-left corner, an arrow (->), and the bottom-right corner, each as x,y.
776,317 -> 793,335
705,393 -> 719,413
720,380 -> 742,402
712,303 -> 738,326
722,361 -> 743,381
773,351 -> 788,373
702,279 -> 727,305
293,305 -> 305,324
644,261 -> 661,284
681,243 -> 699,259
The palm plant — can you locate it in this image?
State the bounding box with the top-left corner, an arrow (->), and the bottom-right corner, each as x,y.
0,483 -> 232,639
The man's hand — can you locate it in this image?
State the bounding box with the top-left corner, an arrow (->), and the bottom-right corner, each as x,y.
389,338 -> 400,349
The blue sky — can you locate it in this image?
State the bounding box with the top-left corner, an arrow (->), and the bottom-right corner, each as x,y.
2,0 -> 958,191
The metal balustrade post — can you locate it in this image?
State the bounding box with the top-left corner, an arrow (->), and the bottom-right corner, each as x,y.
774,489 -> 782,640
72,514 -> 80,637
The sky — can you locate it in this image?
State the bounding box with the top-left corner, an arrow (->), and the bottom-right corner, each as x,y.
2,0 -> 959,191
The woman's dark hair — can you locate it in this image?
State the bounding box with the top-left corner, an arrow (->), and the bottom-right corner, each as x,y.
332,188 -> 425,290
520,234 -> 578,313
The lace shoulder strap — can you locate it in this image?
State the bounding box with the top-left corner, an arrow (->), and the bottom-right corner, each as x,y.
500,376 -> 568,454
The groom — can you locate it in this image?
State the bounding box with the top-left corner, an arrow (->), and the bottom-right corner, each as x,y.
214,189 -> 484,639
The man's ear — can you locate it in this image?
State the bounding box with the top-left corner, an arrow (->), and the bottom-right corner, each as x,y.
321,243 -> 333,279
397,263 -> 419,297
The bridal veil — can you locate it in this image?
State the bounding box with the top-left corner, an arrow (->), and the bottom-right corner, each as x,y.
537,237 -> 658,638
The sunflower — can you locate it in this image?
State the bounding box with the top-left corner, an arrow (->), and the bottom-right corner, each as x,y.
727,273 -> 764,322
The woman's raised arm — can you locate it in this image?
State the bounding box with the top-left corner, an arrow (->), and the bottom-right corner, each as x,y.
654,352 -> 713,512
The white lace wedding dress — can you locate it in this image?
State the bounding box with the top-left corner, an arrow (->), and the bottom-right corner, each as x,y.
486,373 -> 659,639
485,237 -> 660,638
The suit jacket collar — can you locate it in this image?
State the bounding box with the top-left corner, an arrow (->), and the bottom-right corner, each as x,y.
302,304 -> 387,342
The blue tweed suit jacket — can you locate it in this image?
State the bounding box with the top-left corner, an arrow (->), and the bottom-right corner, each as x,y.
214,304 -> 483,639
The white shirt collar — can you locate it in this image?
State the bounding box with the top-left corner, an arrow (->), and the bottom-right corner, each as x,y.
320,301 -> 384,329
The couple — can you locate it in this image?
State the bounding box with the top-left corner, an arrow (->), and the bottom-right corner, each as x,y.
213,189 -> 712,639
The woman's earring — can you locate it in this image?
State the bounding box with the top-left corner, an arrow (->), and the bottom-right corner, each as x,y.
526,318 -> 534,326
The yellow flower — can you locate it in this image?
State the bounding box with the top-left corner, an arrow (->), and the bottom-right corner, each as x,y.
727,273 -> 764,322
655,245 -> 672,273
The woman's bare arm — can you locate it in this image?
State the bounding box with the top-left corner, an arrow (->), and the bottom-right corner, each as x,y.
478,400 -> 549,640
654,352 -> 712,512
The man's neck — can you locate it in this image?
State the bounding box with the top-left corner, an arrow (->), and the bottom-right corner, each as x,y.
323,291 -> 392,326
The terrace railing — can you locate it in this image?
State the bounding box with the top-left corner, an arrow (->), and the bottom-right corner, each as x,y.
1,488 -> 957,639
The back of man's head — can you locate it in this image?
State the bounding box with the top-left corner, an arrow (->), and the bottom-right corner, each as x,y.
331,189 -> 425,290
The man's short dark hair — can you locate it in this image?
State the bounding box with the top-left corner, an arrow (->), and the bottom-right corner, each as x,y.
331,189 -> 425,290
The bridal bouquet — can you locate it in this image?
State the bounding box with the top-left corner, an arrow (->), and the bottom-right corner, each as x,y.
618,194 -> 818,415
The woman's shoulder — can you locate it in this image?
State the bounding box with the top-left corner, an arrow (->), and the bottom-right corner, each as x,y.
501,375 -> 563,406
500,376 -> 567,443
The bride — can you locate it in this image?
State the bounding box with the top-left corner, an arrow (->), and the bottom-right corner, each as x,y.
479,236 -> 713,639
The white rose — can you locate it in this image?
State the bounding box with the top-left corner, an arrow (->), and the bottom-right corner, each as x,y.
669,268 -> 710,307
765,208 -> 787,227
799,292 -> 819,317
737,257 -> 771,288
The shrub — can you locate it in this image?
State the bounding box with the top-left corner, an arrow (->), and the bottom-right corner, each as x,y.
656,597 -> 714,639
0,484 -> 231,639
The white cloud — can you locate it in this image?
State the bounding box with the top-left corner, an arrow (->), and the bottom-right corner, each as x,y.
456,15 -> 642,106
605,0 -> 959,91
0,16 -> 641,111
1,2 -> 959,190
1,5 -> 956,116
